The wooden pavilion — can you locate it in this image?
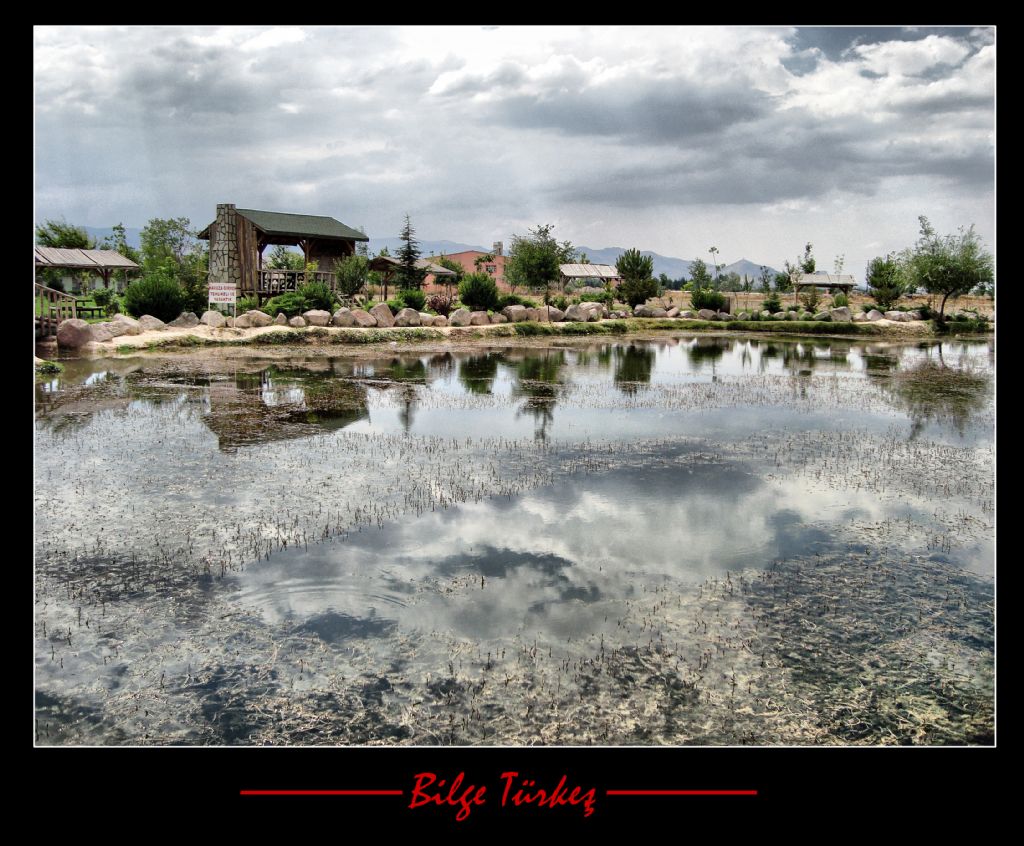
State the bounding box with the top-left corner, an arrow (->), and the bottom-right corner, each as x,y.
34,247 -> 141,291
368,255 -> 457,301
198,204 -> 369,301
791,272 -> 858,305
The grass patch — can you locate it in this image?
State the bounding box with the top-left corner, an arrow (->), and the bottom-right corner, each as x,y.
938,319 -> 992,334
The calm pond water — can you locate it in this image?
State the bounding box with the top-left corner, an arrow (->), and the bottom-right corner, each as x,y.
34,335 -> 995,745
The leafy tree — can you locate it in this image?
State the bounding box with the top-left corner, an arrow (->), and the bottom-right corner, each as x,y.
777,263 -> 796,293
866,254 -> 907,310
267,244 -> 305,270
901,216 -> 994,319
742,273 -> 753,292
472,253 -> 495,271
140,217 -> 197,269
396,214 -> 424,289
506,224 -> 576,310
687,258 -> 713,290
99,222 -> 141,290
759,266 -> 773,293
335,254 -> 370,297
718,271 -> 743,292
800,243 -> 816,274
36,218 -> 94,248
708,246 -> 721,279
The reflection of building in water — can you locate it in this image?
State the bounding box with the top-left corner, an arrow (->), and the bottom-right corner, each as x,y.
203,369 -> 370,451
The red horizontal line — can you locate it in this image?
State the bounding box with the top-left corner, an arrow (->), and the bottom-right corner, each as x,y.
606,790 -> 758,796
240,790 -> 404,796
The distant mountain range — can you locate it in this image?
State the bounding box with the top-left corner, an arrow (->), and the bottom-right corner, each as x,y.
78,227 -> 779,281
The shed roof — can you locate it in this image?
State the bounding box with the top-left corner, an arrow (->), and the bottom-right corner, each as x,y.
198,208 -> 368,242
34,247 -> 140,270
369,255 -> 457,276
792,272 -> 857,288
560,263 -> 621,279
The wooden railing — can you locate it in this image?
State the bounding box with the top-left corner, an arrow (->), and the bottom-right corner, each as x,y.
255,269 -> 336,297
35,282 -> 77,337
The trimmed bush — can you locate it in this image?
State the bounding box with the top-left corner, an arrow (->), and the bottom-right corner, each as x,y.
122,273 -> 186,322
458,272 -> 500,311
831,292 -> 849,308
297,281 -> 336,313
690,287 -> 727,312
236,296 -> 261,313
397,288 -> 426,311
763,292 -> 783,314
262,291 -> 309,318
579,291 -> 614,306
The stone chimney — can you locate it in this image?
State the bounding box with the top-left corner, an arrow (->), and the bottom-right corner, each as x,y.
492,241 -> 503,257
208,204 -> 241,287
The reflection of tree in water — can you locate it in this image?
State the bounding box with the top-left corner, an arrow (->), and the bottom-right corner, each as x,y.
458,352 -> 501,395
383,357 -> 428,383
513,350 -> 566,441
573,343 -> 614,370
614,344 -> 655,395
687,337 -> 730,378
878,360 -> 991,439
427,352 -> 455,380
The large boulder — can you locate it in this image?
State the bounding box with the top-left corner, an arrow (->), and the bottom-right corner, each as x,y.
717,311 -> 732,321
829,307 -> 852,323
490,314 -> 508,324
853,313 -> 867,322
55,318 -> 93,348
637,306 -> 668,318
96,320 -> 131,339
666,306 -> 680,318
813,311 -> 831,321
906,310 -> 923,321
351,309 -> 377,327
798,311 -> 813,321
772,312 -> 788,321
246,310 -> 273,327
332,308 -> 355,327
565,303 -> 590,321
502,304 -> 529,322
274,313 -> 289,326
111,314 -> 142,335
884,310 -> 910,322
394,307 -> 421,327
200,310 -> 226,328
785,311 -> 798,320
168,312 -> 199,328
587,308 -> 602,321
679,310 -> 696,319
736,311 -> 750,321
547,307 -> 566,322
866,309 -> 884,321
418,312 -> 434,325
289,316 -> 307,328
432,315 -> 448,327
697,308 -> 717,321
370,303 -> 395,327
137,315 -> 166,331
233,314 -> 252,329
303,309 -> 331,327
469,311 -> 490,325
449,308 -> 472,327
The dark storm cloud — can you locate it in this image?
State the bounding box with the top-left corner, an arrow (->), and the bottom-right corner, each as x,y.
493,78 -> 770,143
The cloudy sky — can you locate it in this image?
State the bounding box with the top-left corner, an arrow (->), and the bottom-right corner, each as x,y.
34,25 -> 994,280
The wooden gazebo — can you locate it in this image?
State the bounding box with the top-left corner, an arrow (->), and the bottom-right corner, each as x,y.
368,255 -> 456,301
198,204 -> 369,301
791,272 -> 857,305
34,247 -> 141,290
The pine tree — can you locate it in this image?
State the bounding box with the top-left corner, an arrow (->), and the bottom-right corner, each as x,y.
396,214 -> 424,290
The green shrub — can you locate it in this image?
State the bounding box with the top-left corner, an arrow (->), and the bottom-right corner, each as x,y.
397,288 -> 426,311
763,292 -> 783,314
426,293 -> 455,317
297,281 -> 336,313
93,287 -> 115,308
122,272 -> 186,322
237,296 -> 261,313
458,272 -> 500,311
553,295 -> 569,311
385,298 -> 406,314
691,288 -> 727,312
831,292 -> 849,308
579,291 -> 614,306
262,291 -> 309,318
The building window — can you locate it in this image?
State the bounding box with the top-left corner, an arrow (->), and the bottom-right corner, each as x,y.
486,265 -> 496,274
